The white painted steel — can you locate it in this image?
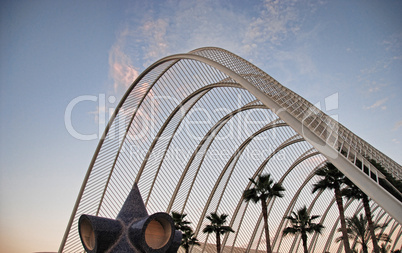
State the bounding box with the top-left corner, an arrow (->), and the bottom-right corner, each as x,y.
59,48 -> 401,253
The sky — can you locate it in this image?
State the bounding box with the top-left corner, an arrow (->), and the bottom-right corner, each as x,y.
0,0 -> 401,252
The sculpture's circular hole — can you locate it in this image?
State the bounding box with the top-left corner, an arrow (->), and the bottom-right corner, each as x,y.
145,218 -> 172,249
80,218 -> 95,250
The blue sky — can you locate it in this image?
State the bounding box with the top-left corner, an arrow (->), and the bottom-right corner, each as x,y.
0,0 -> 401,252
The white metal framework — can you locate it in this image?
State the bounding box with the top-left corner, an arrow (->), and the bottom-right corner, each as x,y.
59,47 -> 402,252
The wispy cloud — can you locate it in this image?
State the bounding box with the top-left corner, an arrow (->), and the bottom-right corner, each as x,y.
162,0 -> 250,55
109,28 -> 139,93
108,0 -> 251,79
107,0 -> 326,95
243,0 -> 300,47
393,120 -> 402,131
141,18 -> 169,64
392,138 -> 400,144
364,98 -> 388,110
364,80 -> 387,94
382,32 -> 402,53
368,85 -> 380,93
358,32 -> 401,92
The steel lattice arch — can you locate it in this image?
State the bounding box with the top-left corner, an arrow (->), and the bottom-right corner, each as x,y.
60,47 -> 402,253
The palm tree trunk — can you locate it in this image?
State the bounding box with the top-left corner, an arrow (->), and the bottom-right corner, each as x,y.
334,186 -> 352,253
362,242 -> 368,253
361,235 -> 368,253
216,231 -> 221,253
261,200 -> 272,253
301,230 -> 308,253
362,195 -> 380,253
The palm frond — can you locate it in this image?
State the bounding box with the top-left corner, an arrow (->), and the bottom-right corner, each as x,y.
283,227 -> 298,235
202,225 -> 215,234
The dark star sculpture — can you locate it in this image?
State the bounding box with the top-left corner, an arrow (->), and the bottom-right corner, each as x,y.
78,183 -> 182,253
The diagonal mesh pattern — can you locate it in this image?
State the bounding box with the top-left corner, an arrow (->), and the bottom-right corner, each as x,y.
60,48 -> 401,253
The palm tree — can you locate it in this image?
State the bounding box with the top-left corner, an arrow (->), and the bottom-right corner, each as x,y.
312,162 -> 351,253
171,211 -> 200,253
181,227 -> 200,253
283,205 -> 324,253
343,178 -> 380,253
243,173 -> 285,253
336,214 -> 390,253
172,211 -> 191,231
202,212 -> 234,253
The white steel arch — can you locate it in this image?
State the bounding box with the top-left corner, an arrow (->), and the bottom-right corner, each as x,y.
59,47 -> 402,252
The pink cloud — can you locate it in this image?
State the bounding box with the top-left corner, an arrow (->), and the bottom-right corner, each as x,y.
109,30 -> 139,93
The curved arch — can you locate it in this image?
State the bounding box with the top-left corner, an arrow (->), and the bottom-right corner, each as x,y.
132,83 -> 243,205
274,165 -> 323,252
194,121 -> 289,236
157,52 -> 402,223
243,136 -> 309,252
199,123 -> 295,252
59,47 -> 401,253
271,150 -> 321,245
96,59 -> 183,215
292,189 -> 325,253
226,149 -> 321,252
166,103 -> 267,213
